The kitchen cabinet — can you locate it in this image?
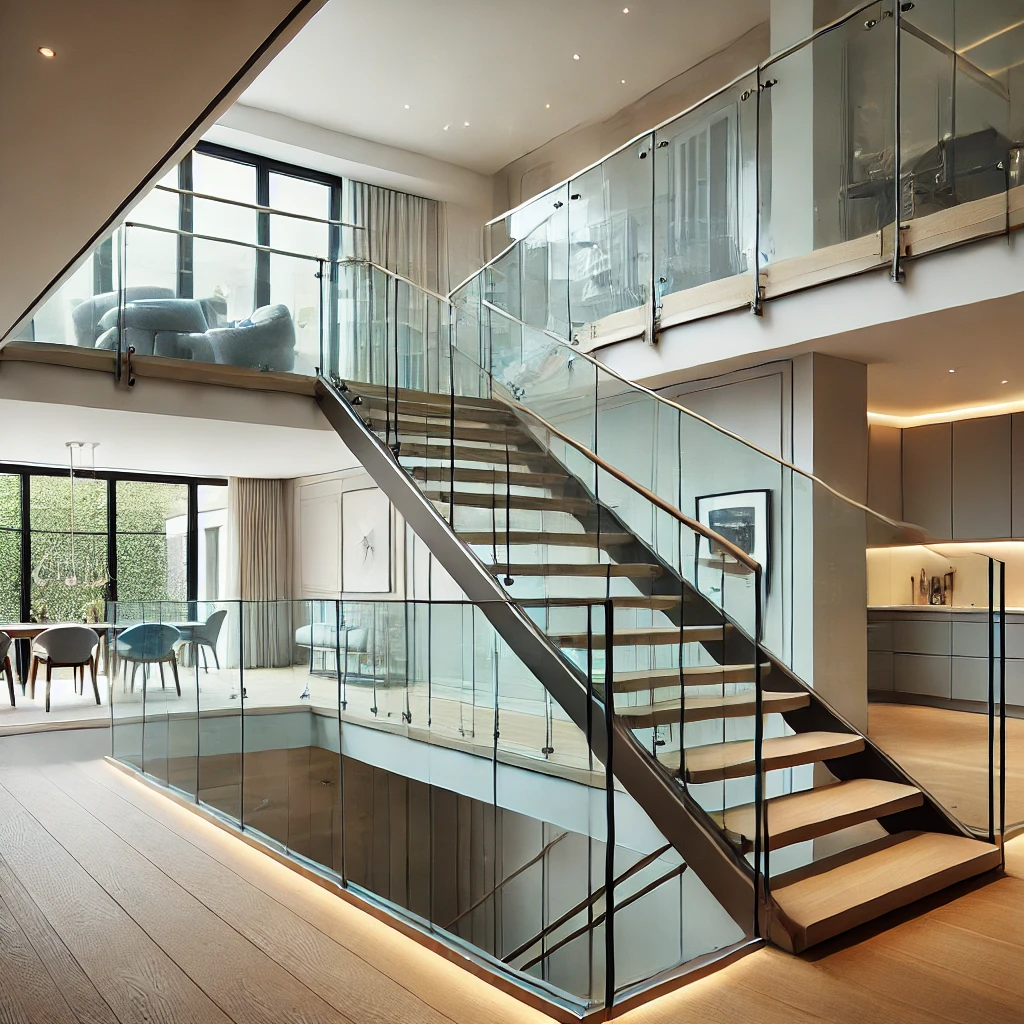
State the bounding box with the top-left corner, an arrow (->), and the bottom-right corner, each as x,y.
952,416 -> 1010,539
902,423 -> 951,540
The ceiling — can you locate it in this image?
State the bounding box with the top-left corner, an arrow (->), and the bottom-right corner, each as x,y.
0,400 -> 350,479
239,0 -> 768,175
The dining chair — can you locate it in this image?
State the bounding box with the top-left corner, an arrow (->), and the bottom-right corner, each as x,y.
188,608 -> 227,672
29,625 -> 100,712
0,632 -> 14,707
116,623 -> 182,696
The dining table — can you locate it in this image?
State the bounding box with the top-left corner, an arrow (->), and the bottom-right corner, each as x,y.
0,622 -> 115,694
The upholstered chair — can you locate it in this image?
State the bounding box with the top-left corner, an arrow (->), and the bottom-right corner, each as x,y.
0,632 -> 14,708
116,623 -> 182,696
29,625 -> 100,712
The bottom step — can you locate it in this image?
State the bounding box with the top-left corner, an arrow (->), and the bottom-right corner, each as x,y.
770,831 -> 1001,953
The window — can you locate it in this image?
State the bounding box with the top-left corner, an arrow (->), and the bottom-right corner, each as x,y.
192,152 -> 258,320
197,484 -> 228,603
29,475 -> 108,623
0,475 -> 21,621
269,172 -> 330,368
115,481 -> 189,606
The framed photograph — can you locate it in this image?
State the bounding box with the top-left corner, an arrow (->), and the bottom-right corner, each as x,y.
695,489 -> 771,590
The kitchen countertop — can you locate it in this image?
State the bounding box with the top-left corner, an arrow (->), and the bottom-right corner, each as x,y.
869,604 -> 1024,614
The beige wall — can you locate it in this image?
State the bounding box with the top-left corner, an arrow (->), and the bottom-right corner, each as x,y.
492,22 -> 769,215
1,0 -> 325,341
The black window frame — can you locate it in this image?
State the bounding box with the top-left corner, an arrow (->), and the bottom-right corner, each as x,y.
0,463 -> 227,623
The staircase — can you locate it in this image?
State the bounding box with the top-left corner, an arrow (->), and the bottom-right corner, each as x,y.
317,376 -> 1001,956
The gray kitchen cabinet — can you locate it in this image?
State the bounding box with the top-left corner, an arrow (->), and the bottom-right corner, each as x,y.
902,423 -> 952,540
952,415 -> 1010,539
1013,413 -> 1024,538
867,424 -> 902,522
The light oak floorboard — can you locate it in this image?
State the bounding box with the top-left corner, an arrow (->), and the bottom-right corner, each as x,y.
40,762 -> 457,1024
0,781 -> 232,1024
0,769 -> 350,1024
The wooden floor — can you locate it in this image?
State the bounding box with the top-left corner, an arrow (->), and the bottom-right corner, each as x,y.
0,751 -> 1021,1024
868,702 -> 1024,831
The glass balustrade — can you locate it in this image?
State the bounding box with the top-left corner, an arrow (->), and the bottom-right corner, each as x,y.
107,597 -> 755,1014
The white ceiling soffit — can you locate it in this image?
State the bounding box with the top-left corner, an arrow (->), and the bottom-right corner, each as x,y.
0,399 -> 351,479
0,0 -> 327,342
239,0 -> 769,176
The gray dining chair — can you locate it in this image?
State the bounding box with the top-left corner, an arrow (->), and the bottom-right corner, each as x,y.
116,623 -> 182,696
0,632 -> 14,707
187,608 -> 227,672
29,625 -> 100,712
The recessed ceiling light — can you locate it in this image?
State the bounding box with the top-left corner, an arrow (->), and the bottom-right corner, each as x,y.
404,103 -> 410,109
1003,379 -> 1009,384
623,6 -> 630,12
545,103 -> 551,108
443,124 -> 449,130
948,369 -> 956,373
463,121 -> 470,127
573,53 -> 580,60
38,46 -> 55,58
621,78 -> 626,84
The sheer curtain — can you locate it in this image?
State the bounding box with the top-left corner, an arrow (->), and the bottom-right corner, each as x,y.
350,182 -> 441,292
226,477 -> 291,668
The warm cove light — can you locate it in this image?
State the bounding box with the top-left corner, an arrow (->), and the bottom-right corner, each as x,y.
869,396 -> 1024,427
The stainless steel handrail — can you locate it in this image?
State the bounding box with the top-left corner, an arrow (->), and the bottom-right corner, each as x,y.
154,184 -> 365,230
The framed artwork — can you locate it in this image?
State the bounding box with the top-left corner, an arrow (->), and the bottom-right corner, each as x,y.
695,489 -> 771,591
341,487 -> 392,593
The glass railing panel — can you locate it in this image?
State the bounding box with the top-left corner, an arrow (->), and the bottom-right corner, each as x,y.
567,137 -> 653,349
189,599 -> 243,822
758,2 -> 895,297
900,0 -> 1015,250
654,72 -> 758,326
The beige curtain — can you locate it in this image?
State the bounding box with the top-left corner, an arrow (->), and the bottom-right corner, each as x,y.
230,477 -> 291,669
352,182 -> 441,292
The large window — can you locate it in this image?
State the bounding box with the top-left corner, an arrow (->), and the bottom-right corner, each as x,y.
0,475 -> 21,621
115,481 -> 189,604
0,467 -> 226,623
30,475 -> 108,623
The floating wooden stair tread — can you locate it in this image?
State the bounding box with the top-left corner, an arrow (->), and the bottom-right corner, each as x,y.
368,416 -> 529,445
459,530 -> 633,548
668,731 -> 864,784
400,443 -> 551,468
613,663 -> 772,693
517,595 -> 682,610
723,778 -> 924,851
616,690 -> 809,727
488,563 -> 663,579
770,831 -> 1001,953
427,490 -> 593,514
410,466 -> 569,488
361,396 -> 519,424
550,624 -> 722,649
349,382 -> 505,415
